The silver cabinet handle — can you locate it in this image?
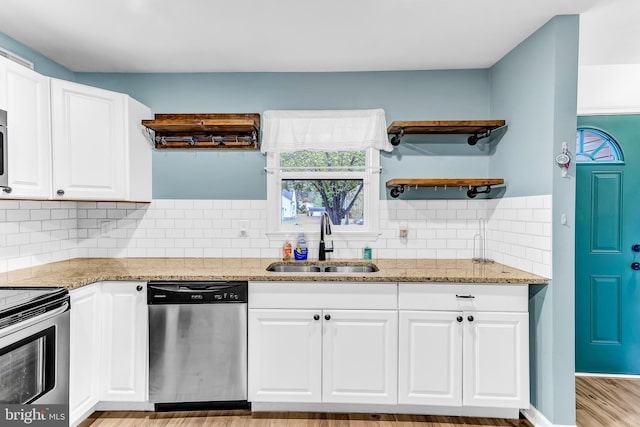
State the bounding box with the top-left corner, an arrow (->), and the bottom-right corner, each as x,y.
456,294 -> 475,299
0,302 -> 69,340
2,186 -> 12,194
56,189 -> 65,196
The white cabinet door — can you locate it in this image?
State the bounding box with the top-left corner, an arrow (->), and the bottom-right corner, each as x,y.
0,57 -> 51,199
69,283 -> 102,426
398,310 -> 462,406
463,311 -> 529,409
100,281 -> 147,402
322,310 -> 397,404
50,79 -> 126,200
248,309 -> 322,403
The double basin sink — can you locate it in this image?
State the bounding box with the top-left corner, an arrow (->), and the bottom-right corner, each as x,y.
266,262 -> 379,273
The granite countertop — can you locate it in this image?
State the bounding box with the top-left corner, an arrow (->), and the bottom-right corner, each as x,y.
0,258 -> 549,290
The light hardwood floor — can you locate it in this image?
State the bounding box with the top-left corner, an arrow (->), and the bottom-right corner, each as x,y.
576,376 -> 640,427
79,411 -> 534,427
80,376 -> 640,427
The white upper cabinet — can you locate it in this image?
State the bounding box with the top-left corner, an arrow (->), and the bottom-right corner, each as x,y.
0,56 -> 51,199
50,79 -> 152,201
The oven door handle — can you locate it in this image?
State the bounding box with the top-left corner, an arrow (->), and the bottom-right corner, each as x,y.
0,301 -> 69,340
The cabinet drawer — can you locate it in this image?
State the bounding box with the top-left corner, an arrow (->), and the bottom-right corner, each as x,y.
249,281 -> 397,310
398,283 -> 527,312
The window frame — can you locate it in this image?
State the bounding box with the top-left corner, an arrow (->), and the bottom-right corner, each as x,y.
576,127 -> 624,164
265,147 -> 381,240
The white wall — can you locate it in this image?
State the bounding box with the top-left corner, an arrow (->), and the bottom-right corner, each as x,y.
578,64 -> 640,115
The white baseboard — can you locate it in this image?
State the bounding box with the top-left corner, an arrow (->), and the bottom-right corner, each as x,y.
252,402 -> 518,419
575,372 -> 640,379
521,405 -> 576,427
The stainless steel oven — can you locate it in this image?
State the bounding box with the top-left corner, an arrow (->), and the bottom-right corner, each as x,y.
0,108 -> 7,190
0,287 -> 70,405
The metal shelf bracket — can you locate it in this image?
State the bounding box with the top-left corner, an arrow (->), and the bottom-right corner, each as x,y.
467,129 -> 492,146
390,128 -> 405,146
466,185 -> 493,198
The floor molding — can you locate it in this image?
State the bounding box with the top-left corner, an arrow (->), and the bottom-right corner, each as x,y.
575,372 -> 640,379
521,405 -> 576,427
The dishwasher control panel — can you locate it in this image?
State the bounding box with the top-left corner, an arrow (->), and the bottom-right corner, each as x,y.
147,281 -> 248,304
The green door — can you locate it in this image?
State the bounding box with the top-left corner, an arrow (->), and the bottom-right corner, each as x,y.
576,115 -> 640,374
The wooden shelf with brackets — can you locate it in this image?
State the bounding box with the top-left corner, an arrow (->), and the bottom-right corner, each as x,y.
142,113 -> 260,149
386,178 -> 505,199
387,120 -> 506,146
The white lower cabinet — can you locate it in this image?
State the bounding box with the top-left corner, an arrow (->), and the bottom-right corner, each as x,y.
249,309 -> 322,402
398,311 -> 463,406
249,308 -> 397,405
398,283 -> 530,410
69,283 -> 102,427
322,310 -> 397,404
463,311 -> 529,408
69,281 -> 148,427
248,281 -> 398,406
100,281 -> 148,402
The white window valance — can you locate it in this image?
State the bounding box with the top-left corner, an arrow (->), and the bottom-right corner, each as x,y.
260,108 -> 393,153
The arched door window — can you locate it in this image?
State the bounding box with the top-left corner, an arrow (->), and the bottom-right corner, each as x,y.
576,127 -> 624,163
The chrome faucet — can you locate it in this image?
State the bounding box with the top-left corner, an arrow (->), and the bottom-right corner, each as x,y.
319,212 -> 334,261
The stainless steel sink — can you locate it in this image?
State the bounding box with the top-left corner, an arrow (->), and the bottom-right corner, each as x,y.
266,263 -> 378,273
267,265 -> 323,273
323,265 -> 378,273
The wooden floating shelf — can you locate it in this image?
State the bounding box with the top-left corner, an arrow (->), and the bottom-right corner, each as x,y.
386,178 -> 505,199
387,120 -> 506,146
142,113 -> 260,149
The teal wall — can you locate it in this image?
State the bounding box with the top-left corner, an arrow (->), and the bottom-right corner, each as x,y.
75,71 -> 492,199
489,15 -> 579,425
0,33 -> 75,81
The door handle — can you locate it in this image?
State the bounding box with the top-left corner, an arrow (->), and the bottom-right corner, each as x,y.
632,262 -> 640,271
633,244 -> 640,253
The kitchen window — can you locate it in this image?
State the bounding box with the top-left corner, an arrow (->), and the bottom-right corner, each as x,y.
262,109 -> 391,240
266,148 -> 381,239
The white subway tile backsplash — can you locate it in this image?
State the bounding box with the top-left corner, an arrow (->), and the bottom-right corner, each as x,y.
0,195 -> 552,277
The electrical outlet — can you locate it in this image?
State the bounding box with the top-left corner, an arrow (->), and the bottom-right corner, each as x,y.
238,220 -> 249,238
399,226 -> 408,238
99,220 -> 113,238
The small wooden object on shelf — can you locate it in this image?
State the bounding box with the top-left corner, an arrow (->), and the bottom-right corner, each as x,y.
386,178 -> 505,199
387,120 -> 506,146
142,113 -> 260,149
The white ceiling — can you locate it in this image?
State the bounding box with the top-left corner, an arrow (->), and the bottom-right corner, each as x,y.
0,0 -> 608,73
579,0 -> 640,66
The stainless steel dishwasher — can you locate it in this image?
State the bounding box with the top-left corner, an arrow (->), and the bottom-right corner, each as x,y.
147,281 -> 248,411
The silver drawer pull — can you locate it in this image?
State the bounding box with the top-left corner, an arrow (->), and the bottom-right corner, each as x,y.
456,294 -> 475,299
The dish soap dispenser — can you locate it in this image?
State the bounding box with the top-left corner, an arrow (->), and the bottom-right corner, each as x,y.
283,241 -> 292,260
294,232 -> 308,260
